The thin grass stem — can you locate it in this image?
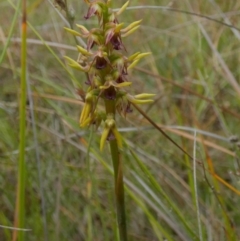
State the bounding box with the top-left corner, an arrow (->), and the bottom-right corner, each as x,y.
14,0 -> 27,240
27,77 -> 48,241
193,130 -> 203,241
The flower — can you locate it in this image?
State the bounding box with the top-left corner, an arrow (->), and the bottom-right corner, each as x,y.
79,90 -> 100,127
76,25 -> 103,50
98,74 -> 132,100
84,1 -> 102,20
105,23 -> 125,50
95,56 -> 107,69
100,114 -> 122,151
90,48 -> 111,70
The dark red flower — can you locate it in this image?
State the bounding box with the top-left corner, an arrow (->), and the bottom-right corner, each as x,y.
110,33 -> 124,50
104,86 -> 116,100
116,73 -> 127,83
95,56 -> 107,69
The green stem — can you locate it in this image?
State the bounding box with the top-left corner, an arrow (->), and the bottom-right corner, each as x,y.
15,0 -> 27,240
105,100 -> 128,241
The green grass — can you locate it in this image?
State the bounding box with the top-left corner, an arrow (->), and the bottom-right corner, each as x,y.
1,0 -> 240,240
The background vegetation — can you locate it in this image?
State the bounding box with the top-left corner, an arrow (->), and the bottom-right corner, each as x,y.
1,0 -> 240,240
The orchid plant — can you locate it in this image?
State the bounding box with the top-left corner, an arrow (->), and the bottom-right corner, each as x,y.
65,1 -> 155,240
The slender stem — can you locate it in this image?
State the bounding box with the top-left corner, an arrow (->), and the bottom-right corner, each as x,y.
110,140 -> 127,241
105,100 -> 128,241
14,0 -> 27,240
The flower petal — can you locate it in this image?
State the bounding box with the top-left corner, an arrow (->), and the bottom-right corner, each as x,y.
64,27 -> 82,37
64,56 -> 88,72
122,25 -> 140,37
96,56 -> 107,69
134,93 -> 156,99
112,127 -> 122,148
77,45 -> 92,56
121,20 -> 142,33
76,24 -> 89,35
84,3 -> 99,19
127,59 -> 139,70
100,127 -> 110,151
116,1 -> 129,16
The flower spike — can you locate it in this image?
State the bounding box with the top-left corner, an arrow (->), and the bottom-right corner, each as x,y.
65,0 -> 153,147
64,1 -> 155,239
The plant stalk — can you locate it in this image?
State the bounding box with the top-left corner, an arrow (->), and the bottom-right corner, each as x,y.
14,0 -> 27,240
105,100 -> 128,241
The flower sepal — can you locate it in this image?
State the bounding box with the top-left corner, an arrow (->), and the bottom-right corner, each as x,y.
121,20 -> 142,37
100,114 -> 122,151
127,93 -> 155,104
115,1 -> 129,16
64,56 -> 89,72
64,27 -> 82,37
